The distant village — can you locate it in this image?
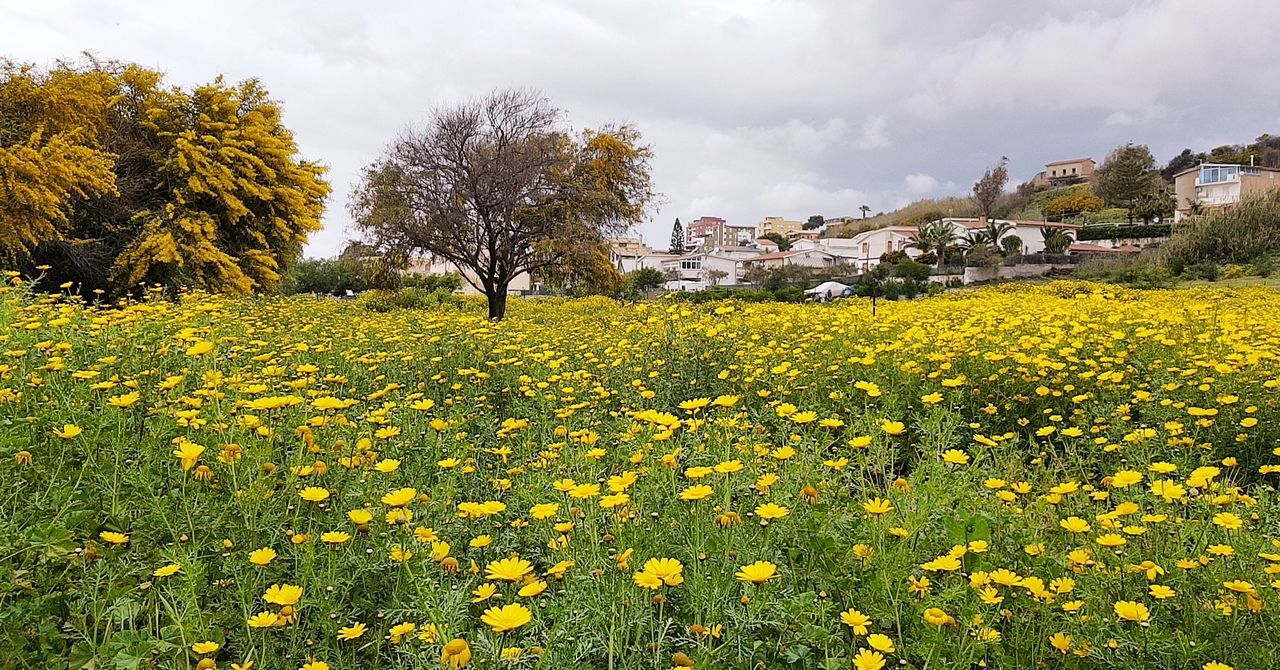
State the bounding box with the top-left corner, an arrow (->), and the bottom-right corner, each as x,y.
414,153 -> 1280,295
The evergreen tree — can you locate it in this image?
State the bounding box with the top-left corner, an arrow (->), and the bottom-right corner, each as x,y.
1096,143 -> 1161,223
669,218 -> 685,254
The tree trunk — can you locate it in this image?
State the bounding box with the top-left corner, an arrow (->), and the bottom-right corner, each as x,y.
487,283 -> 509,320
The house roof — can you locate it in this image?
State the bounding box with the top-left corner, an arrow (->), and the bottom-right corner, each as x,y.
1045,157 -> 1094,167
744,249 -> 833,262
1069,242 -> 1141,254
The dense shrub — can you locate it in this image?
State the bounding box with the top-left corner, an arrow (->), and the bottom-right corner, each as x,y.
400,273 -> 462,293
1077,223 -> 1171,241
1075,255 -> 1175,289
1160,189 -> 1280,267
354,287 -> 463,312
282,258 -> 373,296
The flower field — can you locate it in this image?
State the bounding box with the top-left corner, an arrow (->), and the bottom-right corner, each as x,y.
4,280 -> 1280,670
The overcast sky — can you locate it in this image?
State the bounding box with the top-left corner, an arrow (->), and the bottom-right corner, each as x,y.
5,1 -> 1280,255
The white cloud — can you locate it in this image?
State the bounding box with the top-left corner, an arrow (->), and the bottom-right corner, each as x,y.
1104,104 -> 1169,127
855,116 -> 891,150
903,173 -> 939,194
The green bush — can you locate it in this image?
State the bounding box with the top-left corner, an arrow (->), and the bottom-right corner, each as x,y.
283,258 -> 372,295
400,273 -> 462,293
1084,207 -> 1132,225
1253,255 -> 1278,277
1074,255 -> 1174,289
354,287 -> 462,312
1219,264 -> 1254,280
892,259 -> 931,282
772,286 -> 804,302
1160,189 -> 1280,267
1184,261 -> 1220,282
1077,223 -> 1171,241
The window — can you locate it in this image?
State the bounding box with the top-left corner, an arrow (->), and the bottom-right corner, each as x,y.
1071,167 -> 1077,174
1201,166 -> 1240,184
861,242 -> 869,254
1243,166 -> 1261,175
680,259 -> 702,270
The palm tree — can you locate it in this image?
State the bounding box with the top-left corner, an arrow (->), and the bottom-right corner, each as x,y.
1040,227 -> 1073,254
980,219 -> 1015,249
859,204 -> 871,219
908,218 -> 957,271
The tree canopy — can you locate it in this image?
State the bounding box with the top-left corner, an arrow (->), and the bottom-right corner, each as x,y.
350,89 -> 654,319
972,158 -> 1008,221
1095,143 -> 1161,223
0,57 -> 330,295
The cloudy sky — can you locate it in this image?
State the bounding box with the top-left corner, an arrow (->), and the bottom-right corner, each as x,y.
5,1 -> 1280,254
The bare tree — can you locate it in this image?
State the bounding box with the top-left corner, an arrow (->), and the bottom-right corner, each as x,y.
350,89 -> 654,319
972,157 -> 1009,222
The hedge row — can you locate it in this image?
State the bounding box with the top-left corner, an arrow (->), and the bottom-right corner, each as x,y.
1077,223 -> 1171,241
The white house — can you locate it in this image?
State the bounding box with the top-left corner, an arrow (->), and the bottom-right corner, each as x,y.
660,252 -> 742,290
740,248 -> 837,271
839,226 -> 920,271
943,218 -> 1081,255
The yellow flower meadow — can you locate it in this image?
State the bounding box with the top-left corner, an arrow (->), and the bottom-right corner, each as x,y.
4,280 -> 1280,669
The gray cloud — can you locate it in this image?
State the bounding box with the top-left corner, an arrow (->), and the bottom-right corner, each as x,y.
3,0 -> 1279,254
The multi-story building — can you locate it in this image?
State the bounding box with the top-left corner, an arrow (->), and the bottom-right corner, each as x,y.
685,216 -> 756,249
1172,162 -> 1280,222
660,251 -> 744,290
757,216 -> 804,240
1030,157 -> 1095,188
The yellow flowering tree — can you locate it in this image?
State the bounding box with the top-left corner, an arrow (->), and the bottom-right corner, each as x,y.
0,57 -> 330,295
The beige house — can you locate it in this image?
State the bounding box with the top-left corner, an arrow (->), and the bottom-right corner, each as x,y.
1031,157 -> 1095,187
1172,163 -> 1280,222
406,256 -> 532,296
757,216 -> 804,239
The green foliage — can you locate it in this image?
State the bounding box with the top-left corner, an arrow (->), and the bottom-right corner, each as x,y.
1095,143 -> 1161,221
1159,189 -> 1280,268
669,218 -> 685,254
972,158 -> 1009,219
1074,255 -> 1174,288
624,267 -> 665,293
400,272 -> 462,293
890,259 -> 931,282
354,287 -> 464,312
1076,223 -> 1171,242
1040,227 -> 1074,254
283,258 -> 372,296
759,232 -> 792,251
0,57 -> 330,296
1165,134 -> 1280,179
351,89 -> 653,320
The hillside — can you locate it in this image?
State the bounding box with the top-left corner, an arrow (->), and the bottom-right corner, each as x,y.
824,196 -> 979,237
